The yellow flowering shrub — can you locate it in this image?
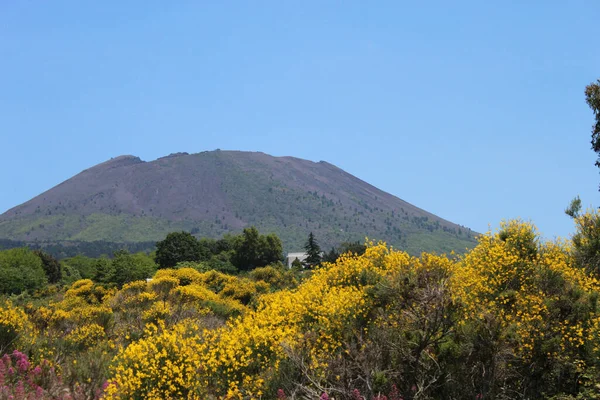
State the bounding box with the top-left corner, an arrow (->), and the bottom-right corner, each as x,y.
106,321 -> 206,399
65,278 -> 113,304
171,284 -> 246,318
22,279 -> 116,372
65,323 -> 106,350
195,270 -> 236,292
120,280 -> 149,295
152,268 -> 257,315
8,217 -> 600,399
194,243 -> 407,397
249,265 -> 298,290
65,279 -> 96,298
149,276 -> 180,301
154,268 -> 206,286
220,279 -> 269,305
109,270 -> 251,345
0,300 -> 34,353
111,280 -> 153,335
451,220 -> 600,358
142,301 -> 172,324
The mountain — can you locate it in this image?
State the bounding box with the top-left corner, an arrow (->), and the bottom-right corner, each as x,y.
0,150 -> 477,254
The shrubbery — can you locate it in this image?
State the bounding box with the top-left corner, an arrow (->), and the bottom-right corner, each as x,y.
3,216 -> 600,398
0,248 -> 47,295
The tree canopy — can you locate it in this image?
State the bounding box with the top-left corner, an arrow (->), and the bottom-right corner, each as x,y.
33,250 -> 62,284
231,227 -> 283,271
111,250 -> 156,287
155,231 -> 204,269
0,248 -> 47,294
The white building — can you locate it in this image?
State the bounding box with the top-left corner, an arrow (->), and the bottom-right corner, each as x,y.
285,252 -> 308,268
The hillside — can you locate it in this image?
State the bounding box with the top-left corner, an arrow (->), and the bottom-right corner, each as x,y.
0,150 -> 476,254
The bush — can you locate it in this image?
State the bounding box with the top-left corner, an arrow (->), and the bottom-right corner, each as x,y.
155,231 -> 204,269
0,248 -> 47,295
0,350 -> 92,399
0,301 -> 33,354
106,322 -> 206,399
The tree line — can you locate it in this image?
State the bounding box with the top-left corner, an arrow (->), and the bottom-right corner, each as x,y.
0,226 -> 364,296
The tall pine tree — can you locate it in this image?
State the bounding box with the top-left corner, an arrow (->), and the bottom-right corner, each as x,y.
303,232 -> 322,268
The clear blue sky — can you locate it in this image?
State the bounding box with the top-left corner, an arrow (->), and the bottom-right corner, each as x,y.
1,1 -> 599,239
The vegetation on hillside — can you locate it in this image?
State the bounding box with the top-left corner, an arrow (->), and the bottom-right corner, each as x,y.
0,151 -> 477,255
0,226 -> 290,294
0,214 -> 600,399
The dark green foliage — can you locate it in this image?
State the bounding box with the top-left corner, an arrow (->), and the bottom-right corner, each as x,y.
338,241 -> 367,257
61,262 -> 82,285
175,255 -> 238,275
561,81 -> 600,277
291,257 -> 303,271
231,227 -> 261,270
33,250 -> 62,284
260,234 -> 284,267
565,196 -> 582,218
0,248 -> 47,294
111,250 -> 156,287
303,232 -> 321,268
231,227 -> 283,271
205,254 -> 238,274
63,255 -> 96,279
587,80 -> 600,175
322,241 -> 368,263
0,239 -> 156,259
322,247 -> 339,263
249,264 -> 297,291
198,237 -> 234,257
155,231 -> 204,269
215,237 -> 234,253
93,258 -> 114,284
571,213 -> 600,277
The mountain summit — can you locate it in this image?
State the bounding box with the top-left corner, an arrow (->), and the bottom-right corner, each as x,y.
0,150 -> 476,254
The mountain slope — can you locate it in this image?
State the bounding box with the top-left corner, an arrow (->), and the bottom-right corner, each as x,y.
0,150 -> 477,254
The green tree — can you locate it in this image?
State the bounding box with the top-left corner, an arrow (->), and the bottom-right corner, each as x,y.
565,196 -> 582,218
93,257 -> 114,284
33,250 -> 62,284
303,232 -> 322,268
322,247 -> 340,263
0,248 -> 47,294
587,80 -> 600,180
232,227 -> 261,270
205,253 -> 238,274
567,81 -> 600,275
569,211 -> 600,276
231,227 -> 283,271
61,262 -> 82,285
338,241 -> 367,257
155,231 -> 203,269
259,233 -> 283,266
63,255 -> 96,279
291,257 -> 303,271
111,250 -> 156,287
